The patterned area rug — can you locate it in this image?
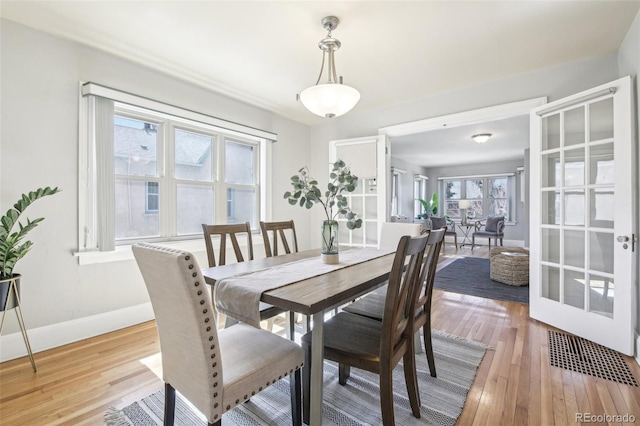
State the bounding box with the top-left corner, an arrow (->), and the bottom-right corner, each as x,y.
434,257 -> 529,304
105,330 -> 486,426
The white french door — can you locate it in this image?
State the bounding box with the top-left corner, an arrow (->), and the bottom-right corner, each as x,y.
530,76 -> 636,355
329,135 -> 389,248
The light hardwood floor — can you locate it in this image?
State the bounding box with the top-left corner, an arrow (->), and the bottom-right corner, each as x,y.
2,245 -> 640,425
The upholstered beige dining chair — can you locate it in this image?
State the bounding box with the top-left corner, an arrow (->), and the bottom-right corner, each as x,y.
302,234 -> 429,425
133,243 -> 303,426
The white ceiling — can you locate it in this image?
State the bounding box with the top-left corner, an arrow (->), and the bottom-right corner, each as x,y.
2,0 -> 639,129
390,115 -> 531,168
2,1 -> 638,169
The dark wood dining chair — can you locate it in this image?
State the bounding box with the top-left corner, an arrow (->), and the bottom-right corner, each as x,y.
301,234 -> 429,425
260,220 -> 307,335
202,223 -> 285,328
342,228 -> 445,379
132,243 -> 303,426
260,220 -> 299,257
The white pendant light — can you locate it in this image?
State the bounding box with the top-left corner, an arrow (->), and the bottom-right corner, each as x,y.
297,16 -> 360,118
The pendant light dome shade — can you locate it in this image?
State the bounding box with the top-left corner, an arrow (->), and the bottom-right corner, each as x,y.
298,16 -> 360,118
299,83 -> 361,118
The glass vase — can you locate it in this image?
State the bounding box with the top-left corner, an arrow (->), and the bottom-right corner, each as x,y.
321,220 -> 339,264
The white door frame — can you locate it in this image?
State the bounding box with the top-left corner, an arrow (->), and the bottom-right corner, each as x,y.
378,97 -> 547,138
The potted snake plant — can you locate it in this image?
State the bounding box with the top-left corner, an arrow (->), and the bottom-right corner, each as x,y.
0,187 -> 61,311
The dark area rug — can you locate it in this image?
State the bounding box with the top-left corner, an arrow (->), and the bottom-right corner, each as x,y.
435,257 -> 529,304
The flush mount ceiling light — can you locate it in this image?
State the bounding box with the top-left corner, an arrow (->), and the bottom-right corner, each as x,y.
471,133 -> 492,143
297,16 -> 360,118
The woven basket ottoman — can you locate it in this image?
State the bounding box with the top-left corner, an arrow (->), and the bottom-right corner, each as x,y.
490,247 -> 530,286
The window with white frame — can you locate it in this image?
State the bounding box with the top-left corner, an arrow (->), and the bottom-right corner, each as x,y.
413,175 -> 428,218
441,174 -> 515,222
79,83 -> 273,252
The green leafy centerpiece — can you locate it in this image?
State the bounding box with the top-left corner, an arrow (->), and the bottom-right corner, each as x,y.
284,160 -> 362,264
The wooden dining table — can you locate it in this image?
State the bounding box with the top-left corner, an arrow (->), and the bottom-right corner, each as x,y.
201,247 -> 396,426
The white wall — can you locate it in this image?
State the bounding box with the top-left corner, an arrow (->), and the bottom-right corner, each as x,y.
0,20 -> 312,358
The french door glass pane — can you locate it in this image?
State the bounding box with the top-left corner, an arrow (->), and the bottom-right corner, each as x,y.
541,151 -> 561,188
226,141 -> 254,184
114,116 -> 158,176
564,148 -> 585,186
588,274 -> 614,318
176,184 -> 214,235
564,189 -> 585,226
589,143 -> 614,185
541,265 -> 560,302
564,269 -> 585,309
542,114 -> 561,150
365,196 -> 377,220
115,180 -> 160,239
589,98 -> 613,141
564,106 -> 585,146
227,188 -> 255,226
174,129 -> 213,181
563,230 -> 585,268
589,231 -> 614,274
542,228 -> 560,263
541,191 -> 560,225
365,222 -> 378,245
589,188 -> 614,229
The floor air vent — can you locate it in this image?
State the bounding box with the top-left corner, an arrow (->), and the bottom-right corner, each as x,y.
547,330 -> 638,387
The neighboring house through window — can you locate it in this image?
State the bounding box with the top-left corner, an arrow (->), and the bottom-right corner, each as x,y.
79,83 -> 273,253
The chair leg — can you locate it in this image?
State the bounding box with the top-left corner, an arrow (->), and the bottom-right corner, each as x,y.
423,324 -> 436,378
454,234 -> 458,250
500,237 -> 503,246
338,364 -> 351,385
288,311 -> 295,341
164,382 -> 176,426
210,421 -> 221,426
402,349 -> 421,418
379,365 -> 396,426
290,368 -> 302,426
302,341 -> 311,425
471,235 -> 475,249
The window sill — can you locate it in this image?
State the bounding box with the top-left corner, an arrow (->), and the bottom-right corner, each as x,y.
74,237 -> 265,266
74,239 -> 207,265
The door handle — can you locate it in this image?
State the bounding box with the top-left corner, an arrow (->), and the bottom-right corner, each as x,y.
617,234 -> 637,252
617,236 -> 629,242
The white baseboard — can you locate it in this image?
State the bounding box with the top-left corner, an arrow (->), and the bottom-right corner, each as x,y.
635,333 -> 640,366
0,303 -> 154,363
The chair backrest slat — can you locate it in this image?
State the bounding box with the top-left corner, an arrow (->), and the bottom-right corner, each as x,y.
202,222 -> 254,267
260,220 -> 298,257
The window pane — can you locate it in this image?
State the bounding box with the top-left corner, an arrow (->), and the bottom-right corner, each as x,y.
176,184 -> 214,235
227,188 -> 255,226
175,129 -> 213,182
114,116 -> 158,176
444,180 -> 461,218
488,178 -> 508,218
115,179 -> 160,239
542,113 -> 560,150
226,141 -> 254,184
589,98 -> 613,141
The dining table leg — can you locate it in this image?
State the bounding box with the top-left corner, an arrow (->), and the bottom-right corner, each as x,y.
309,310 -> 325,426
